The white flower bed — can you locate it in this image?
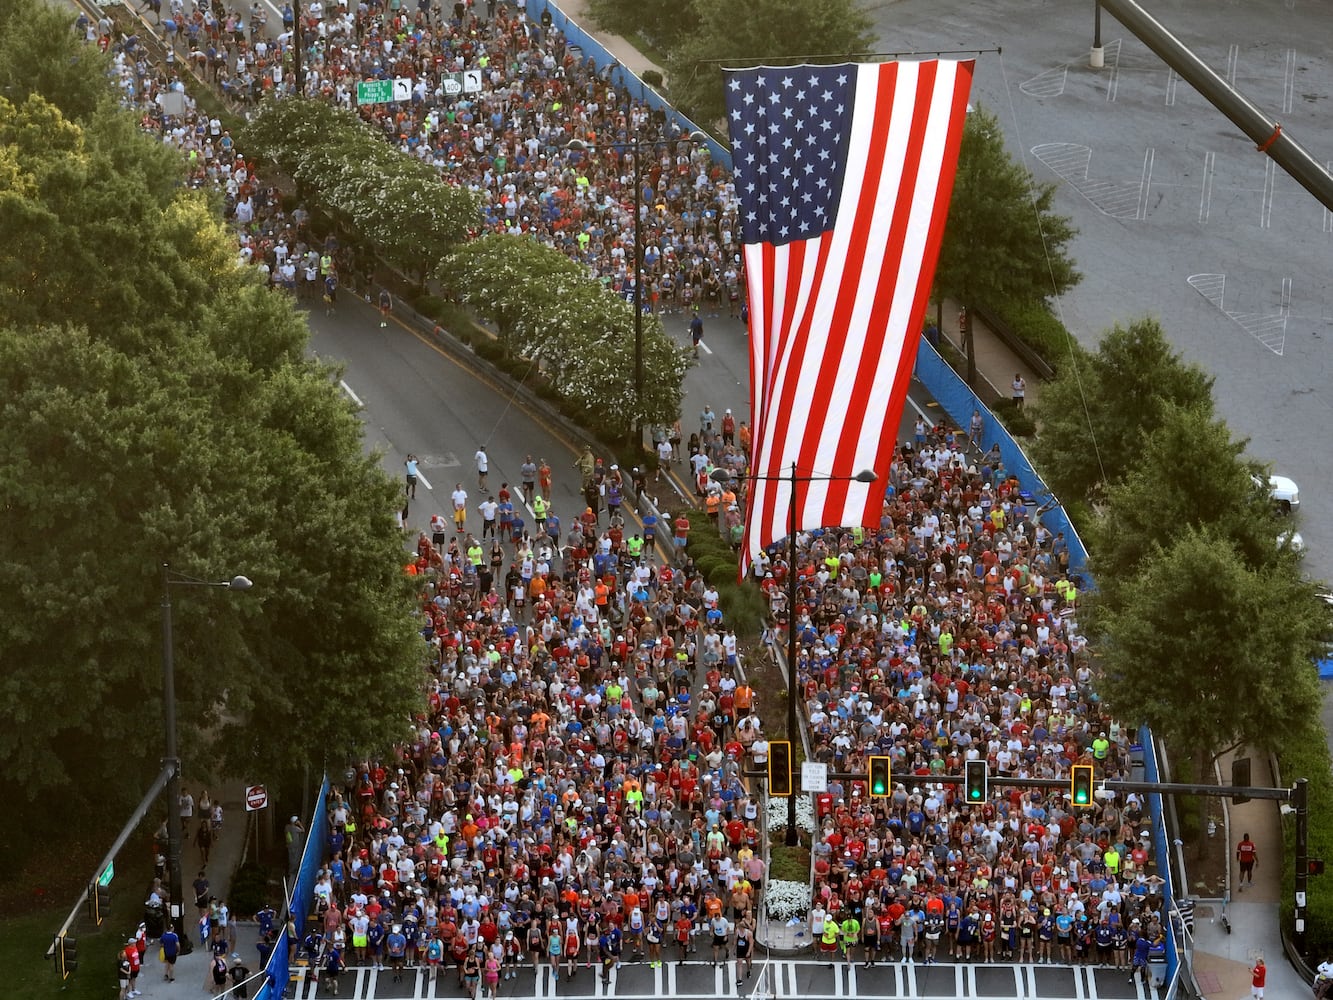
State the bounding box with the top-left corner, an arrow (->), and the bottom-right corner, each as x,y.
763,878 -> 812,922
766,793 -> 817,834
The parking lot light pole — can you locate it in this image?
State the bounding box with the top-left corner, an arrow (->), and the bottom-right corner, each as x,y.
161,564 -> 252,945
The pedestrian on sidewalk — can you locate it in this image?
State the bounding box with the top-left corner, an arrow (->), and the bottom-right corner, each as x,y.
1251,956 -> 1266,998
1011,373 -> 1027,410
1237,832 -> 1258,889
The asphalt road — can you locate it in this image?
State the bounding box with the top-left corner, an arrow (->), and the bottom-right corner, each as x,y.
865,0 -> 1333,579
307,294 -> 598,538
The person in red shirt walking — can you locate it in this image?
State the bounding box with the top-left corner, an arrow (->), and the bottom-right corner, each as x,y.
1237,833 -> 1258,889
1251,957 -> 1266,999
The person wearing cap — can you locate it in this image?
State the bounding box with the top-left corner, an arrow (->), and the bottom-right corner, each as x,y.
206,945 -> 228,996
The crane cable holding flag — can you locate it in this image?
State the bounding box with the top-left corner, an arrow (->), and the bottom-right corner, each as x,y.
723,59 -> 975,575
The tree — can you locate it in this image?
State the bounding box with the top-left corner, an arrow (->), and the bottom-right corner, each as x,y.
241,99 -> 480,282
0,0 -> 110,123
586,0 -> 699,54
1092,525 -> 1325,788
1086,402 -> 1289,613
439,234 -> 691,434
933,104 -> 1080,383
0,69 -> 426,827
666,0 -> 875,129
1030,317 -> 1215,503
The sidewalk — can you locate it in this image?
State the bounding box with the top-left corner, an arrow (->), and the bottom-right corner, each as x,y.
937,297 -> 1044,411
133,781 -> 264,1000
1189,750 -> 1306,998
553,0 -> 663,78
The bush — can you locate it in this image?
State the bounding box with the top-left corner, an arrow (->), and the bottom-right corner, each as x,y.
642,69 -> 664,88
718,580 -> 766,632
994,399 -> 1037,437
229,862 -> 276,919
990,298 -> 1073,370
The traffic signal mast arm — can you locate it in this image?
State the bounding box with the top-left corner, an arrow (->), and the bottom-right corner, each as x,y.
742,768 -> 1296,801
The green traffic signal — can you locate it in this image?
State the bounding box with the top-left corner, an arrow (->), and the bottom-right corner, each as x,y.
1071,764 -> 1095,808
868,756 -> 891,798
964,760 -> 988,802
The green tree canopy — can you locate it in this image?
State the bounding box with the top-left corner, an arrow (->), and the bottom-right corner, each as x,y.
0,0 -> 109,122
666,0 -> 875,128
1091,525 -> 1325,771
0,61 -> 426,826
586,0 -> 699,55
934,104 -> 1080,315
1030,317 -> 1215,503
1086,402 -> 1289,613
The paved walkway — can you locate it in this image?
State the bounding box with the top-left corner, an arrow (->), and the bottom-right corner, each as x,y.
132,781 -> 265,1000
1188,750 -> 1306,999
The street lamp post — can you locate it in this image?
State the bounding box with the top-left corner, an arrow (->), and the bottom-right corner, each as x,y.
161,563 -> 252,948
568,128 -> 709,449
714,464 -> 876,846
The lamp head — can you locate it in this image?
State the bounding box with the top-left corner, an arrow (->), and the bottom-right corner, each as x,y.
228,576 -> 254,591
854,469 -> 877,483
709,469 -> 731,483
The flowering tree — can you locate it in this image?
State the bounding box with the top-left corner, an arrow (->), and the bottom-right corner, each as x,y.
240,99 -> 480,280
440,234 -> 691,434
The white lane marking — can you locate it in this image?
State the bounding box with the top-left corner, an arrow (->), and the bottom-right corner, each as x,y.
416,469 -> 433,491
1198,151 -> 1216,224
698,340 -> 713,355
338,379 -> 363,407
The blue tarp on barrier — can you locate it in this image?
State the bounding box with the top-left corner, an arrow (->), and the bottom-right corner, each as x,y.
1139,728 -> 1180,981
527,0 -> 732,167
254,776 -> 330,1000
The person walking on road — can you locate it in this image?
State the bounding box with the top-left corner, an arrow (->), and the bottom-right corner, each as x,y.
475,445 -> 489,490
1237,832 -> 1258,889
690,310 -> 704,357
378,288 -> 393,327
404,455 -> 420,499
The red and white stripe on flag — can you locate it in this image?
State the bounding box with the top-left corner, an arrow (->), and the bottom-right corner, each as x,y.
734,59 -> 974,576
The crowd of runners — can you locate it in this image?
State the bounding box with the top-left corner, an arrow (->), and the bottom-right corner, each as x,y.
78,1 -> 1164,986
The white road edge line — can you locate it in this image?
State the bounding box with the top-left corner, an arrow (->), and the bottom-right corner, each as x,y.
338,379 -> 363,407
417,469 -> 433,491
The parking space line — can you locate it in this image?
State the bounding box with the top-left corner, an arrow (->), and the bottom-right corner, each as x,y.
1137,147 -> 1156,221
1164,67 -> 1178,107
1261,158 -> 1276,229
1226,43 -> 1239,88
1199,151 -> 1216,224
1283,49 -> 1297,114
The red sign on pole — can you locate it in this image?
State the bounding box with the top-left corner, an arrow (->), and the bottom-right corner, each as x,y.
244,785 -> 268,811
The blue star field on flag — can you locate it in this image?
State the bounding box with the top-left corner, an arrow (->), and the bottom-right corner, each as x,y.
726,65 -> 858,246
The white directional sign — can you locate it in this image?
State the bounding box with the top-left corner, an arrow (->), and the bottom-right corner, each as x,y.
461,69 -> 482,93
392,76 -> 412,102
800,761 -> 828,793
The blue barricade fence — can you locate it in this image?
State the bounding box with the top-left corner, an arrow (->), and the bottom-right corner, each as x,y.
254,776 -> 330,1000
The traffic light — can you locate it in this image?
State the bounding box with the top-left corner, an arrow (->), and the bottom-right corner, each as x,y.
1232,757 -> 1252,804
1310,859 -> 1327,876
1071,764 -> 1095,808
55,932 -> 78,978
964,759 -> 988,803
768,740 -> 793,797
868,756 -> 891,798
89,881 -> 110,925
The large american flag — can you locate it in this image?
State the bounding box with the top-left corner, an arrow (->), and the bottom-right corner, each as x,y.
726,60 -> 974,575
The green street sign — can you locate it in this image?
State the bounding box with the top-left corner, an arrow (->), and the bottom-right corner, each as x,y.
97,861 -> 114,887
357,80 -> 393,105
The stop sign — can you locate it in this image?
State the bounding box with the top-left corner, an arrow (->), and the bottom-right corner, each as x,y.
244,784 -> 268,811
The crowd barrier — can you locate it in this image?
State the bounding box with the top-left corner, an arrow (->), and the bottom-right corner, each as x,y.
253,776 -> 331,1000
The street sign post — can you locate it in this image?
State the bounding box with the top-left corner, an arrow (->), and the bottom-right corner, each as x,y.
800,761 -> 828,793
356,80 -> 393,105
244,785 -> 268,812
